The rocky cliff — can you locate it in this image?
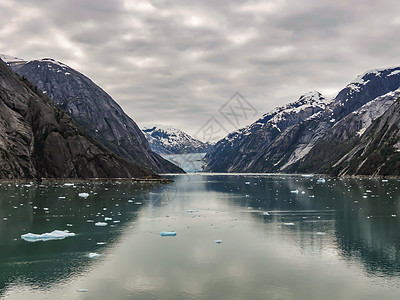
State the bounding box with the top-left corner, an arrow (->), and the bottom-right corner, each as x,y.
10,58 -> 182,174
0,58 -> 155,179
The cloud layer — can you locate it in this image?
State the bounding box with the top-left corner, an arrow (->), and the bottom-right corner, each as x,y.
1,0 -> 400,138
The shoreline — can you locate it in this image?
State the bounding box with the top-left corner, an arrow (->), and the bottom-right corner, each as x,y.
0,177 -> 174,184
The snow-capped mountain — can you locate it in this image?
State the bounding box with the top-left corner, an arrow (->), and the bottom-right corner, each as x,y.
205,66 -> 400,176
4,55 -> 183,174
0,54 -> 26,67
142,125 -> 212,155
204,91 -> 331,172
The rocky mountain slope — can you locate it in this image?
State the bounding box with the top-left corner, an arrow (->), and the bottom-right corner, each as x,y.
330,99 -> 400,176
142,125 -> 211,154
204,67 -> 400,175
0,58 -> 155,179
7,57 -> 182,174
204,91 -> 331,172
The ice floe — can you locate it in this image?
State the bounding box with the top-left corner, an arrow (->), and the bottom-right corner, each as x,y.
21,230 -> 75,242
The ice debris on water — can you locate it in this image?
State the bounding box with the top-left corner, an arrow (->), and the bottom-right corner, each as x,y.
21,230 -> 75,242
160,231 -> 177,236
88,252 -> 101,258
78,193 -> 90,198
95,222 -> 108,227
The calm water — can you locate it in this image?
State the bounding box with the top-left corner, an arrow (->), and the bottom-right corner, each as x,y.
1,174 -> 400,299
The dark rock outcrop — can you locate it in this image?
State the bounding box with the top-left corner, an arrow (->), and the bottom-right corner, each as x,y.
0,58 -> 155,179
10,58 -> 182,174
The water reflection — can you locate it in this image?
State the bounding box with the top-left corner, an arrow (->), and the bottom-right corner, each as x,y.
201,175 -> 400,277
1,175 -> 400,299
0,181 -> 166,296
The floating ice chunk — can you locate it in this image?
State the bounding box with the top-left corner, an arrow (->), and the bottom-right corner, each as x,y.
21,230 -> 75,242
316,178 -> 326,183
104,217 -> 112,221
79,193 -> 90,198
290,190 -> 299,194
160,231 -> 177,236
95,222 -> 108,227
214,240 -> 223,244
88,252 -> 101,258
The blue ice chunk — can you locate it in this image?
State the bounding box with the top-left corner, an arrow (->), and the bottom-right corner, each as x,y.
160,231 -> 177,236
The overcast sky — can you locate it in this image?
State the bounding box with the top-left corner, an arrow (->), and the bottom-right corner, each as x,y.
1,0 -> 400,138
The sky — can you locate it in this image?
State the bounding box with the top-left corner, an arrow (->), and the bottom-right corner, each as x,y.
1,0 -> 400,139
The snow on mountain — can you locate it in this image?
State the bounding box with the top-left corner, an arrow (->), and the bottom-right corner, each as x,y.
205,65 -> 400,175
142,124 -> 212,155
0,54 -> 27,68
204,91 -> 331,172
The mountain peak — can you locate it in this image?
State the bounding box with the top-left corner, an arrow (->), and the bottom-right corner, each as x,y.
142,124 -> 211,155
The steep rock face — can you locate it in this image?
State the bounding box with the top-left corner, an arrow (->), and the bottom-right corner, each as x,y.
331,99 -> 400,176
10,58 -> 182,174
142,125 -> 211,154
0,58 -> 153,179
205,67 -> 400,174
204,91 -> 331,172
291,89 -> 399,173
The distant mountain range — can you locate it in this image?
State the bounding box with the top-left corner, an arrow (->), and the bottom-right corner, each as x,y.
2,54 -> 183,174
205,67 -> 400,176
142,124 -> 212,155
0,58 -> 155,179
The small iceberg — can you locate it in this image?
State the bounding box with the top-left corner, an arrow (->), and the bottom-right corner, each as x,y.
316,178 -> 326,183
79,193 -> 90,198
88,252 -> 101,258
21,230 -> 75,242
95,222 -> 108,227
160,231 -> 177,236
283,223 -> 295,226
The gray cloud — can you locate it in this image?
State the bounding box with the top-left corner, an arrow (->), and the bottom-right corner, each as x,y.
1,0 -> 400,140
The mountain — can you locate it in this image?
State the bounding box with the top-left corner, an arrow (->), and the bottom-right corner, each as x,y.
330,98 -> 400,176
204,67 -> 400,175
142,125 -> 212,155
6,57 -> 183,174
0,58 -> 155,179
204,91 -> 331,172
